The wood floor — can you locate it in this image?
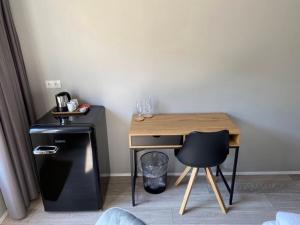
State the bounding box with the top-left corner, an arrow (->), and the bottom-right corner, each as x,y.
2,174 -> 300,225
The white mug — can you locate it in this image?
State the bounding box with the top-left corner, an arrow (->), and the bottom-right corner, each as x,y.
70,99 -> 79,108
67,102 -> 77,112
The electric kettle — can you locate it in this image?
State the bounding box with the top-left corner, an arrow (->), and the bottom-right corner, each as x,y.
55,92 -> 71,112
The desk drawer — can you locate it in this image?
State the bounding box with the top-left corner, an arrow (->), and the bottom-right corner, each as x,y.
130,135 -> 183,148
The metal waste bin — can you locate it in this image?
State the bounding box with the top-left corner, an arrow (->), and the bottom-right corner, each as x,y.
141,151 -> 169,194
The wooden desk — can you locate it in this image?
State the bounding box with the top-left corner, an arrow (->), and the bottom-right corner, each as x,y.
128,113 -> 241,206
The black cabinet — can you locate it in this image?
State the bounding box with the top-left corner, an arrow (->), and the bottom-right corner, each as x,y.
30,106 -> 110,211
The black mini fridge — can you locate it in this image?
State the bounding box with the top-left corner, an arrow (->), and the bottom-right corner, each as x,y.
30,106 -> 110,211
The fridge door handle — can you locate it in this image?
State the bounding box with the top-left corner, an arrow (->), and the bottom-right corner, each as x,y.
33,145 -> 59,155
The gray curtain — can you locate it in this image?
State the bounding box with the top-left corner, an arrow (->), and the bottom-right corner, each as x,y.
0,0 -> 39,220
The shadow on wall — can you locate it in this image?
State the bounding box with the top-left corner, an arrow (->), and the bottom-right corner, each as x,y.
104,108 -> 132,174
9,0 -> 50,116
221,115 -> 300,172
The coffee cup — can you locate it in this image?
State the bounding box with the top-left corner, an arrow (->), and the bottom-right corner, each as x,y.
67,102 -> 77,112
70,99 -> 79,108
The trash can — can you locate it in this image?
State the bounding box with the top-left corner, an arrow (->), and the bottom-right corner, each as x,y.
141,151 -> 169,194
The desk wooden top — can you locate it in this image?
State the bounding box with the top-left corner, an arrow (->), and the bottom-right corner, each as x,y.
129,113 -> 240,136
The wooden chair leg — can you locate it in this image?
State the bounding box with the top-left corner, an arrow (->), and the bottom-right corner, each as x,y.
179,167 -> 199,215
205,167 -> 227,214
204,168 -> 210,184
175,166 -> 191,186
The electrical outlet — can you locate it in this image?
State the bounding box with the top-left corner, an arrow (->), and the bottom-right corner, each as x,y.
53,80 -> 61,88
45,80 -> 61,89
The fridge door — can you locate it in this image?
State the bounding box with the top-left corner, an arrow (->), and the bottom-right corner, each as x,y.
30,127 -> 101,211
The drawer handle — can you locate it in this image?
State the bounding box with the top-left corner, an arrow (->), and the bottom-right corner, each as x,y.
33,146 -> 59,155
152,135 -> 161,138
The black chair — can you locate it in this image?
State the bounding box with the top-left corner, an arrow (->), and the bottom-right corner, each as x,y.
174,130 -> 229,215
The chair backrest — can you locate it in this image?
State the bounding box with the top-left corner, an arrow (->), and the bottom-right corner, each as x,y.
175,130 -> 229,168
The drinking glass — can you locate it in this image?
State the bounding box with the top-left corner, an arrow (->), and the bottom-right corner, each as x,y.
136,101 -> 143,116
135,100 -> 144,121
143,96 -> 153,118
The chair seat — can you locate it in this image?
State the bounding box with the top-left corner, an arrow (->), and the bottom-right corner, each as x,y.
262,221 -> 276,225
276,212 -> 300,225
262,212 -> 300,225
95,208 -> 146,225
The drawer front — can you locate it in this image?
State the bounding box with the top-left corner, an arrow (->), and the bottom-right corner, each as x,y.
130,135 -> 183,147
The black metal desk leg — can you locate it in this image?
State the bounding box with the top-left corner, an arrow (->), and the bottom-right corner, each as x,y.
229,147 -> 239,205
216,165 -> 220,177
134,150 -> 137,178
130,150 -> 137,206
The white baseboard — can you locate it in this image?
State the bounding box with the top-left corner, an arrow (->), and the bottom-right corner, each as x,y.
0,211 -> 7,224
109,171 -> 300,177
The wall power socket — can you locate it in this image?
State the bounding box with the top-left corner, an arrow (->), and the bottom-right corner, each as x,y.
45,80 -> 61,89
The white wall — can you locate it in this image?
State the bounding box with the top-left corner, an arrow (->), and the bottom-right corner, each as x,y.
9,0 -> 300,173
